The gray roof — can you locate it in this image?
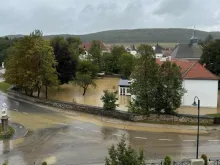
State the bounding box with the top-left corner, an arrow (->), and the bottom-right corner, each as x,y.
154,44 -> 164,54
171,44 -> 203,59
118,79 -> 131,87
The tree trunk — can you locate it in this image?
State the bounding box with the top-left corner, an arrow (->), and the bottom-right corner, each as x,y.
82,87 -> 87,96
45,85 -> 48,99
37,87 -> 41,98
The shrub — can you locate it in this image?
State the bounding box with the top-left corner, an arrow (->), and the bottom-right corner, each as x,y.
201,154 -> 208,165
2,161 -> 8,165
0,126 -> 15,139
164,156 -> 172,165
101,90 -> 118,111
42,162 -> 47,165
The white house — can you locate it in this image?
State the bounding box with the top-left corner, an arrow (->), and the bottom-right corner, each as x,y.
157,59 -> 219,108
125,45 -> 137,56
118,79 -> 132,96
152,43 -> 164,58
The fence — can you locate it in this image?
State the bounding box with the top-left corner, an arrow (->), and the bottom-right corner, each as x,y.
209,159 -> 220,165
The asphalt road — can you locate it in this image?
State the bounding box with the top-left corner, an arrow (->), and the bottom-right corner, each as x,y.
0,94 -> 219,165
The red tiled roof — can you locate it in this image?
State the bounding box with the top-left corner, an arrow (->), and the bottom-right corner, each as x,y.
81,41 -> 110,51
156,59 -> 218,80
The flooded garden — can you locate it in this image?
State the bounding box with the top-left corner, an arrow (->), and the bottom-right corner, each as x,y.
37,77 -> 220,115
40,77 -> 130,111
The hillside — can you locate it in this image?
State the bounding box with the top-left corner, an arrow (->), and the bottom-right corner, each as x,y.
4,28 -> 220,44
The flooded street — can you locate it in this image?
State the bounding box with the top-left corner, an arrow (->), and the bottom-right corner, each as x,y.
0,95 -> 220,164
40,77 -> 130,111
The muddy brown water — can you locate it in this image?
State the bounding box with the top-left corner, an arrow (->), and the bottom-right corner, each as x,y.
38,77 -> 220,115
39,77 -> 130,111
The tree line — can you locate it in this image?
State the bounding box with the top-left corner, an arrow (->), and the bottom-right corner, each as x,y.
3,30 -> 135,97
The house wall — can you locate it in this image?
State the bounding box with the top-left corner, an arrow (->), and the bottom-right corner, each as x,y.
156,53 -> 163,58
130,50 -> 137,55
182,79 -> 218,108
118,86 -> 131,96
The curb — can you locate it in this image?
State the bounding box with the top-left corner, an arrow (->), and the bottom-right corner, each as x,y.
3,93 -> 219,133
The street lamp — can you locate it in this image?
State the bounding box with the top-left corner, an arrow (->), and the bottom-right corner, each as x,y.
192,96 -> 200,159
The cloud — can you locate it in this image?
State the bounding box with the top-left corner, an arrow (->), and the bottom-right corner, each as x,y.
0,0 -> 219,36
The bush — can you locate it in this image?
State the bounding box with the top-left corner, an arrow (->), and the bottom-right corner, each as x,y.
2,161 -> 8,165
0,126 -> 14,139
101,90 -> 118,111
42,162 -> 47,165
164,156 -> 172,165
201,154 -> 208,165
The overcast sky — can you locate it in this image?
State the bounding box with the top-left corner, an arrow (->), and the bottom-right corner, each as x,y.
0,0 -> 220,36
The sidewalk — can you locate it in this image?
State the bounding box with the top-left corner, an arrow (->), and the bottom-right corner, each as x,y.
5,92 -> 220,134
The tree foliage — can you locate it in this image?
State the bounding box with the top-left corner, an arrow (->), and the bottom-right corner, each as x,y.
102,52 -> 115,74
110,46 -> 126,74
105,136 -> 146,165
50,36 -> 81,84
119,52 -> 135,78
200,40 -> 220,76
5,30 -> 59,97
88,40 -> 102,71
73,72 -> 96,96
129,44 -> 184,115
77,60 -> 99,78
164,156 -> 172,165
101,90 -> 118,111
199,34 -> 214,47
155,61 -> 185,114
0,37 -> 16,64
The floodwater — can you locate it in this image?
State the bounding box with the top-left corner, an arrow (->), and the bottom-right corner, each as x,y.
38,77 -> 220,115
40,77 -> 130,111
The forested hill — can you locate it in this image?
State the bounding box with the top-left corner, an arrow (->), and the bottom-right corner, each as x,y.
5,28 -> 220,43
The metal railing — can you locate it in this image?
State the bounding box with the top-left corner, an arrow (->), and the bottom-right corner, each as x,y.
209,159 -> 220,165
173,160 -> 191,165
146,161 -> 163,165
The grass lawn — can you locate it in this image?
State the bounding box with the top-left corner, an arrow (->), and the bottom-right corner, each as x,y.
0,82 -> 11,93
207,113 -> 220,117
0,125 -> 14,140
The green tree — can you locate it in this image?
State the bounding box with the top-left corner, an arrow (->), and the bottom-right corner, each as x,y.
200,40 -> 220,76
164,156 -> 172,165
199,34 -> 214,47
51,36 -> 80,84
77,60 -> 98,78
101,52 -> 115,74
5,30 -> 59,97
129,45 -> 159,114
0,37 -> 16,64
101,90 -> 118,111
110,46 -> 126,74
105,136 -> 146,165
155,61 -> 185,114
119,52 -> 135,78
201,154 -> 208,165
88,40 -> 102,71
73,72 -> 96,95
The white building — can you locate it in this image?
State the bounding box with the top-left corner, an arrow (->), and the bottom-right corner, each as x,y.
152,43 -> 164,58
118,79 -> 132,96
125,45 -> 137,56
156,59 -> 219,108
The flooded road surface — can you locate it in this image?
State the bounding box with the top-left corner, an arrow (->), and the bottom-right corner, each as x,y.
0,95 -> 220,164
40,77 -> 130,111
